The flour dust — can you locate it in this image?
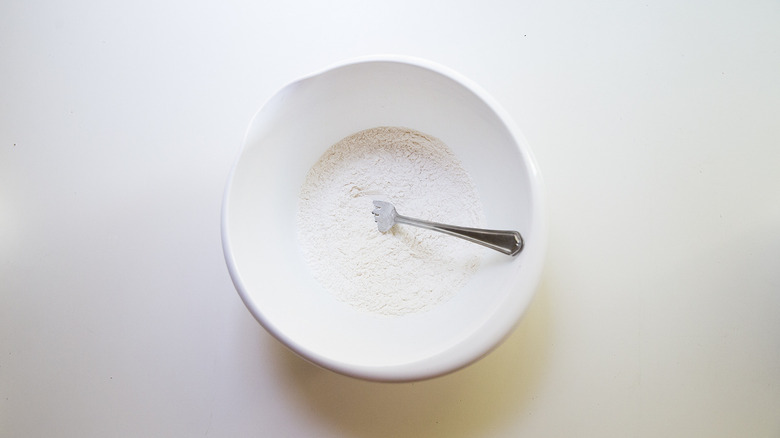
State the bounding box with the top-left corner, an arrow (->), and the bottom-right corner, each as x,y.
296,126 -> 485,316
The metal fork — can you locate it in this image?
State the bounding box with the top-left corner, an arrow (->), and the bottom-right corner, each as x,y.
372,201 -> 524,256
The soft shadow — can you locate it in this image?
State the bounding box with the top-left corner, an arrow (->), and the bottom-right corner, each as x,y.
268,276 -> 554,438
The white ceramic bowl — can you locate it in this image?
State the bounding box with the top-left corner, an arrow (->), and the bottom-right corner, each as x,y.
221,55 -> 546,381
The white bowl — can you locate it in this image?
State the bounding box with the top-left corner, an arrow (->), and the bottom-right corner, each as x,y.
221,55 -> 546,381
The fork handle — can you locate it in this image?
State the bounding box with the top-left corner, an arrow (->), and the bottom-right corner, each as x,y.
395,215 -> 524,256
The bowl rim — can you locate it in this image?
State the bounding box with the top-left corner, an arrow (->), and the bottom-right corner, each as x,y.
221,54 -> 547,381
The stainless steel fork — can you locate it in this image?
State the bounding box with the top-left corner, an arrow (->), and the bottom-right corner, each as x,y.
372,201 -> 524,256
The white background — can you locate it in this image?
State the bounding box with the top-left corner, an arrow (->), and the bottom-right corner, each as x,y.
1,0 -> 779,436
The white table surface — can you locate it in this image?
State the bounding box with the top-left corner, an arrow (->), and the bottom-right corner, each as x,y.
2,0 -> 779,436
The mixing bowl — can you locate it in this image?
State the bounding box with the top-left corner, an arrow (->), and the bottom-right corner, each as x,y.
221,55 -> 546,381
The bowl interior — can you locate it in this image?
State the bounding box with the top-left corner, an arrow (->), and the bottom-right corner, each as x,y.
223,59 -> 544,380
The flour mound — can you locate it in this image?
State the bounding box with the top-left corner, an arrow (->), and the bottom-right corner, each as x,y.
297,126 -> 485,316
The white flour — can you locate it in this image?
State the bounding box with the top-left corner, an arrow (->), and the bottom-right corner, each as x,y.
297,126 -> 485,316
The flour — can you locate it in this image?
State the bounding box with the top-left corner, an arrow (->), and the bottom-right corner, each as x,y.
297,127 -> 485,316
